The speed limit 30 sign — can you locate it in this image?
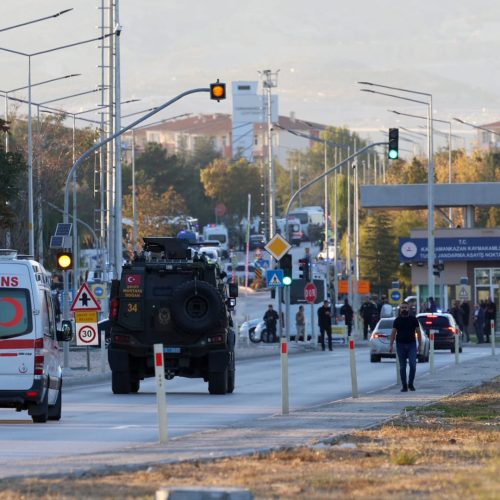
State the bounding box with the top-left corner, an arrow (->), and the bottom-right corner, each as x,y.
76,322 -> 98,346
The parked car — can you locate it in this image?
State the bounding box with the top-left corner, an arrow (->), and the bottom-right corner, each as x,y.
369,316 -> 430,363
249,234 -> 266,250
416,312 -> 463,353
238,318 -> 262,343
197,246 -> 222,264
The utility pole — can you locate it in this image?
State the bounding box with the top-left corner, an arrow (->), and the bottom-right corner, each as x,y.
260,69 -> 279,241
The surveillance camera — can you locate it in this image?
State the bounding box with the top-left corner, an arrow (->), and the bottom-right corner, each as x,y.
115,24 -> 122,36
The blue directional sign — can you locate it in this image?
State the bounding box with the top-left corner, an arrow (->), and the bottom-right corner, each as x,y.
266,269 -> 284,287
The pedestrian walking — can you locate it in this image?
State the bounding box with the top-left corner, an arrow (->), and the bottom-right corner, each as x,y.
317,300 -> 333,351
389,302 -> 422,392
263,304 -> 279,343
295,305 -> 306,341
450,300 -> 465,335
340,298 -> 354,337
360,297 -> 377,340
473,303 -> 485,344
484,299 -> 496,343
459,300 -> 471,342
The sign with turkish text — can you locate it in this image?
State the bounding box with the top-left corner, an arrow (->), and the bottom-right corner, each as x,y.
400,236 -> 500,262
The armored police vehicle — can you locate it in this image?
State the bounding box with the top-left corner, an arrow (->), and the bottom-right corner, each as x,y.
108,237 -> 238,395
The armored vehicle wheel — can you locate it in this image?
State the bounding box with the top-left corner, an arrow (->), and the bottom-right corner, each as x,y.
227,369 -> 235,393
112,370 -> 131,394
130,378 -> 140,393
208,370 -> 228,395
171,280 -> 225,334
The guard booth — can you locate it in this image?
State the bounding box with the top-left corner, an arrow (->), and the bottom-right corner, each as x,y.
400,227 -> 500,325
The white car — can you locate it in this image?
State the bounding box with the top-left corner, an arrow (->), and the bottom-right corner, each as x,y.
197,246 -> 221,264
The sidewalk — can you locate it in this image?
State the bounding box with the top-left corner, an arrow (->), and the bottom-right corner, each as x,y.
14,351 -> 499,479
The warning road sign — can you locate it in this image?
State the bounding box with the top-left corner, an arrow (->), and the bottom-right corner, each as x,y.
265,234 -> 291,261
266,269 -> 284,287
70,283 -> 101,312
455,285 -> 471,301
76,323 -> 98,346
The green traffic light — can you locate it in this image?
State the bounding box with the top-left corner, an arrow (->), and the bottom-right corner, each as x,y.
388,149 -> 399,160
283,276 -> 292,286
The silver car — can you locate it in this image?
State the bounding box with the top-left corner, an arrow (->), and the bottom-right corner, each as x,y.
369,316 -> 430,363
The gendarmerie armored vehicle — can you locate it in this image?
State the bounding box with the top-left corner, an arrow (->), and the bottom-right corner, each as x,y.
108,237 -> 238,395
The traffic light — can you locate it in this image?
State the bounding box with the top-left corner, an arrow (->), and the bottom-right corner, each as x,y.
56,251 -> 73,271
210,79 -> 226,101
388,128 -> 399,160
433,260 -> 444,276
298,257 -> 310,282
279,254 -> 292,286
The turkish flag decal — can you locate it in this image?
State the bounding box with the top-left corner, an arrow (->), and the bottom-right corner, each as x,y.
125,274 -> 142,286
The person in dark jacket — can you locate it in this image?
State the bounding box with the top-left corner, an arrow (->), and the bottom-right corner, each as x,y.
450,300 -> 464,333
263,304 -> 279,343
389,302 -> 422,392
360,297 -> 377,340
473,302 -> 485,344
483,299 -> 496,343
340,298 -> 354,337
317,300 -> 333,351
459,300 -> 470,342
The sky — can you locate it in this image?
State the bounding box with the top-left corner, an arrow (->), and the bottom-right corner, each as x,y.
2,0 -> 500,150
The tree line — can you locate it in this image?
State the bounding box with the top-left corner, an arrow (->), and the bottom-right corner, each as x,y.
1,113 -> 499,291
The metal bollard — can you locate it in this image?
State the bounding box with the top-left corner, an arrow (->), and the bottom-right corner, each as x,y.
153,344 -> 168,444
454,332 -> 460,364
280,337 -> 289,415
349,339 -> 358,398
429,332 -> 435,375
491,320 -> 496,356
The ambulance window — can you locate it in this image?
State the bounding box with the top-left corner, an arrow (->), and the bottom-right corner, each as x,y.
0,288 -> 32,339
43,291 -> 56,338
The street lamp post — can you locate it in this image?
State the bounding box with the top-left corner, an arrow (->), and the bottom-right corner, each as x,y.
0,31 -> 114,258
359,82 -> 436,302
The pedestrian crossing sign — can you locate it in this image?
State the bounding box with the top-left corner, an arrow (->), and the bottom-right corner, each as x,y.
266,269 -> 284,287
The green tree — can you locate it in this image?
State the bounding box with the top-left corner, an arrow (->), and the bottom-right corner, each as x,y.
360,211 -> 400,297
0,147 -> 27,230
200,157 -> 261,223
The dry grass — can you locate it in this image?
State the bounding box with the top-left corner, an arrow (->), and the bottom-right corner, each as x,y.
0,378 -> 498,499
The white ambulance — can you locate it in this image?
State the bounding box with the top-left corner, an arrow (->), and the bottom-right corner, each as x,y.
0,250 -> 72,423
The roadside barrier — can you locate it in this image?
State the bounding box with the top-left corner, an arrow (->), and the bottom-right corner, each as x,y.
348,338 -> 358,398
154,344 -> 168,443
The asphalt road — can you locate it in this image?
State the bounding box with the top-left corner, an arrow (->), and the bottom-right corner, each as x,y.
0,343 -> 493,475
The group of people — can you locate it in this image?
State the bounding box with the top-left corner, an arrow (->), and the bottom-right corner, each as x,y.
263,298 -> 355,351
427,296 -> 495,344
359,296 -> 393,340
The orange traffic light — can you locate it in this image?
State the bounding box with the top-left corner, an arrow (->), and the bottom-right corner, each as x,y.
210,80 -> 226,101
56,251 -> 73,271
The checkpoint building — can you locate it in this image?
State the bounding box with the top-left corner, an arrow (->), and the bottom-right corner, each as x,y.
361,181 -> 500,315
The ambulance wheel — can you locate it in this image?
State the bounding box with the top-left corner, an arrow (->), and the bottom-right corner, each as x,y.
112,370 -> 131,394
31,390 -> 49,423
48,384 -> 62,421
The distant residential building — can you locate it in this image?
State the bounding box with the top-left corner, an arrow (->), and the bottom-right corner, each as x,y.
123,111 -> 327,167
476,121 -> 500,150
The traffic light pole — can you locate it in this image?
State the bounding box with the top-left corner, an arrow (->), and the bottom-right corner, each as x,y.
284,142 -> 387,326
61,86 -> 218,369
